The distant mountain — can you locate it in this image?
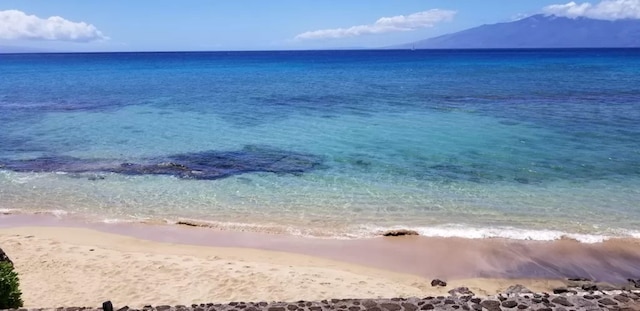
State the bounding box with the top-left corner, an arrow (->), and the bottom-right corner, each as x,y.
396,14 -> 640,49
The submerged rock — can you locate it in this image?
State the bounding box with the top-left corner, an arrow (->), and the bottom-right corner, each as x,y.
0,145 -> 324,181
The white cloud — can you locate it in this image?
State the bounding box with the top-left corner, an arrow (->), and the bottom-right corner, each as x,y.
543,0 -> 640,20
0,10 -> 107,42
295,9 -> 456,40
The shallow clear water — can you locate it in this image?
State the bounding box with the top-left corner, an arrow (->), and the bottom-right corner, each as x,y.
1,50 -> 639,241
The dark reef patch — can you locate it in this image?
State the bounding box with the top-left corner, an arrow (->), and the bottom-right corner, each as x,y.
0,145 -> 323,180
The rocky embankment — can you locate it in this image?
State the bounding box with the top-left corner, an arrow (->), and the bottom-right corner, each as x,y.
3,285 -> 640,311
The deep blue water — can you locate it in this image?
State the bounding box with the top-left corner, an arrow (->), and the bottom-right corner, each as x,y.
1,49 -> 639,241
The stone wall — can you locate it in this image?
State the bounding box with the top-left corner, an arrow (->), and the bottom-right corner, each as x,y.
4,290 -> 640,311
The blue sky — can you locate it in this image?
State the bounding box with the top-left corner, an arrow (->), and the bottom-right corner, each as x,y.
0,0 -> 637,52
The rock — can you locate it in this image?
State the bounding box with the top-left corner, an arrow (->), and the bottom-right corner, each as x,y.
362,300 -> 378,309
504,284 -> 533,294
501,300 -> 518,308
480,300 -> 501,311
157,162 -> 189,170
517,304 -> 528,309
448,287 -> 474,296
552,287 -> 569,294
598,298 -> 618,306
382,229 -> 419,237
380,303 -> 401,311
0,247 -> 13,266
430,279 -> 447,287
581,283 -> 598,291
570,297 -> 598,308
551,297 -> 574,307
420,304 -> 434,310
1,146 -> 324,181
459,295 -> 472,302
401,303 -> 417,311
614,295 -> 630,303
627,278 -> 640,288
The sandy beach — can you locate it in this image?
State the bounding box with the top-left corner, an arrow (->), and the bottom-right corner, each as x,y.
1,214 -> 640,308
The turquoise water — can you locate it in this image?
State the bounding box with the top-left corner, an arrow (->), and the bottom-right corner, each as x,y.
1,50 -> 639,241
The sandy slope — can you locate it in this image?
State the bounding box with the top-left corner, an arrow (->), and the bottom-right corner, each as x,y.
0,226 -> 562,308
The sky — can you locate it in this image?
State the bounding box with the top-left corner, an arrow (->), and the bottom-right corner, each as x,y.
0,0 -> 639,52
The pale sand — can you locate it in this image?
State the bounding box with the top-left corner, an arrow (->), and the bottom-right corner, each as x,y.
0,226 -> 565,308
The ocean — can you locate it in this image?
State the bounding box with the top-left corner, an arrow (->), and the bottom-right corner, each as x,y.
1,49 -> 639,242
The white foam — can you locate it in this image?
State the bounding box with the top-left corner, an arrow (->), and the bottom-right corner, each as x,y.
101,215 -> 156,224
47,209 -> 70,217
358,224 -> 614,243
614,229 -> 640,240
101,218 -> 132,224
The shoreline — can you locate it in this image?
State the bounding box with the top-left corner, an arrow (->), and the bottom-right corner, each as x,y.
2,207 -> 639,244
1,214 -> 640,308
2,213 -> 640,283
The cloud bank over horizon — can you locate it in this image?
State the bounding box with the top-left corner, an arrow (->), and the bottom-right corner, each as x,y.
0,10 -> 107,42
543,0 -> 640,20
295,9 -> 456,40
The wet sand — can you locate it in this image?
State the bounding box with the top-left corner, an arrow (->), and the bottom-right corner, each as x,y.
2,214 -> 639,283
1,214 -> 640,307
